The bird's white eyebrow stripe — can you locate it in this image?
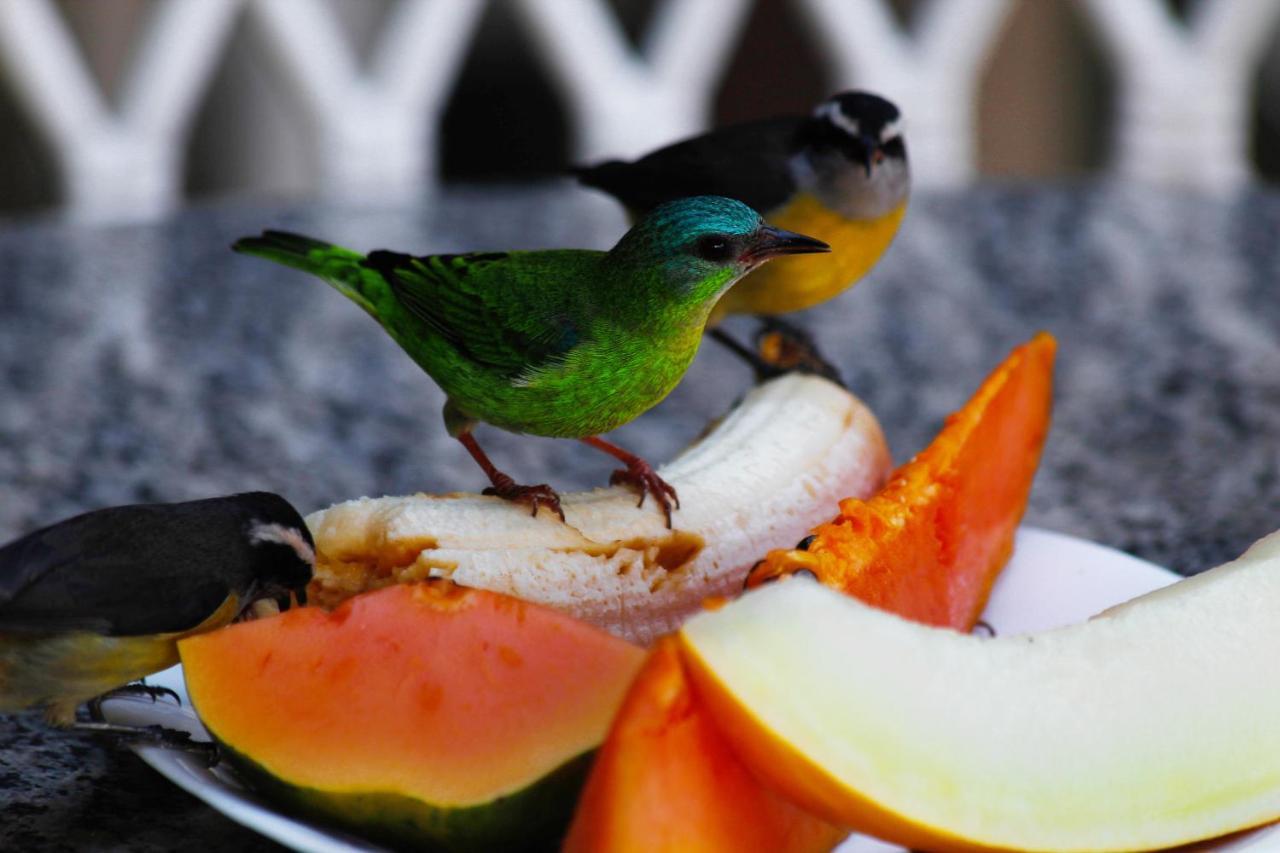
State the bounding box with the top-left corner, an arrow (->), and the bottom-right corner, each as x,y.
249,522 -> 316,566
815,100 -> 860,138
880,117 -> 902,142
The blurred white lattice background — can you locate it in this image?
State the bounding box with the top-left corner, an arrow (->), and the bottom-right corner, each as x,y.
0,0 -> 1279,222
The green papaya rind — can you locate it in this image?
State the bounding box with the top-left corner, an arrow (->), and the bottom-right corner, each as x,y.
218,739 -> 595,852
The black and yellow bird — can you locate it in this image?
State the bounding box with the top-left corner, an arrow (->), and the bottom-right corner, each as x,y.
0,492 -> 314,728
576,91 -> 909,379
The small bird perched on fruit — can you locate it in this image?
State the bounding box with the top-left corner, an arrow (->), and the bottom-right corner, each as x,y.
234,196 -> 828,525
576,91 -> 909,380
0,492 -> 314,728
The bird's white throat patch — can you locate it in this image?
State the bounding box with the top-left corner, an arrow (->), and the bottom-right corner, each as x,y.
249,522 -> 316,566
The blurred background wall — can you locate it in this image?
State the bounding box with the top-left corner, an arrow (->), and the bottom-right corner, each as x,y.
0,0 -> 1278,219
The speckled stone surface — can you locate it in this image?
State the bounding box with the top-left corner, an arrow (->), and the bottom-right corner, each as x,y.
1,182 -> 1278,850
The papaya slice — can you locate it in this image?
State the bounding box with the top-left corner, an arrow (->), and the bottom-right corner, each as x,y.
562,638 -> 846,853
179,581 -> 645,852
748,332 -> 1056,631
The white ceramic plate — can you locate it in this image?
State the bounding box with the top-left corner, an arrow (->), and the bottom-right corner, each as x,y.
104,527 -> 1279,853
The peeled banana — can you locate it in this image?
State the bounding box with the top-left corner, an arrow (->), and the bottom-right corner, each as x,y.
305,375 -> 892,645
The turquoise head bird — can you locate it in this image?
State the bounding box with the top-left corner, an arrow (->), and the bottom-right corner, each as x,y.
233,197 -> 828,525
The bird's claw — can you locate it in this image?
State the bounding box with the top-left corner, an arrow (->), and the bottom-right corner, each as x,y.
71,720 -> 217,757
139,725 -> 197,749
609,462 -> 679,528
483,481 -> 566,522
87,681 -> 182,723
108,680 -> 183,707
754,319 -> 845,386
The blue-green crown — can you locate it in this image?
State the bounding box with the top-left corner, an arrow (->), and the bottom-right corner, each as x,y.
611,195 -> 763,259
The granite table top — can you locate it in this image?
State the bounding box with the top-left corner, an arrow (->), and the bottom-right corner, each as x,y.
1,181 -> 1278,851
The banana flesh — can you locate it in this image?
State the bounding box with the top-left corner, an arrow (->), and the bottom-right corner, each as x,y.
305,375 -> 892,645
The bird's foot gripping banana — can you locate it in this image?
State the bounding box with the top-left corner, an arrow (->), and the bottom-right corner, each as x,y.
306,375 -> 892,645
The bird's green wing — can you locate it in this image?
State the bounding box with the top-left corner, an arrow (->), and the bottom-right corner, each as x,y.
362,250 -> 583,379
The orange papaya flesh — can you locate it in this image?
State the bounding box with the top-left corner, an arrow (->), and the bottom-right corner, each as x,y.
563,638 -> 847,853
747,332 -> 1056,631
179,581 -> 645,851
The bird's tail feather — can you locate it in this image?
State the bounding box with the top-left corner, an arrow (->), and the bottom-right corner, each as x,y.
232,230 -> 378,316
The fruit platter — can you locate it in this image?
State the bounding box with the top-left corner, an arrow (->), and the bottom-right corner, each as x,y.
116,525 -> 1280,853
58,333 -> 1280,851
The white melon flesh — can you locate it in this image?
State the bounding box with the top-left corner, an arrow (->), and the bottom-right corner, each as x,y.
680,531 -> 1280,853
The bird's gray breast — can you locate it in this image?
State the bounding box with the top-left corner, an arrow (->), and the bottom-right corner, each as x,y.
790,150 -> 910,220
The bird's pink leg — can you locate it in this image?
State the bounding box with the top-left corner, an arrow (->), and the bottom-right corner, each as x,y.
581,436 -> 679,528
456,433 -> 565,522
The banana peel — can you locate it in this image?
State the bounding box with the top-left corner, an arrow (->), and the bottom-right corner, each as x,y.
305,375 -> 891,644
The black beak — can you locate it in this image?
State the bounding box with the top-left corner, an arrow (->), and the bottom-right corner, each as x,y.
853,135 -> 884,178
742,225 -> 830,264
272,586 -> 307,611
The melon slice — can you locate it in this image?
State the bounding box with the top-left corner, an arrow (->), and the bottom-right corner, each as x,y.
749,332 -> 1055,631
681,532 -> 1280,852
562,638 -> 845,853
180,581 -> 645,851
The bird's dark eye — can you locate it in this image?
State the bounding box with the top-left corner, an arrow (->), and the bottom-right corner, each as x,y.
695,235 -> 736,262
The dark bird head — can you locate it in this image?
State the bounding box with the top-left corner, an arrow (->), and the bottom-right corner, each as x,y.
793,91 -> 910,220
611,196 -> 829,306
236,492 -> 315,611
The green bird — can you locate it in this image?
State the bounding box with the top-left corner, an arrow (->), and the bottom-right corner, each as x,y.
234,196 -> 828,526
